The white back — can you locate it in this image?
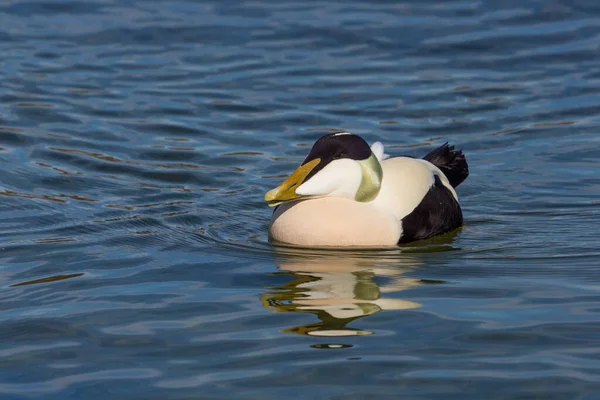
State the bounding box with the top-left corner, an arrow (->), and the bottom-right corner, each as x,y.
370,157 -> 457,220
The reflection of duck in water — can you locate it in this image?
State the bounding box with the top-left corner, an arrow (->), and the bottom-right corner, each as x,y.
265,132 -> 468,247
261,253 -> 430,338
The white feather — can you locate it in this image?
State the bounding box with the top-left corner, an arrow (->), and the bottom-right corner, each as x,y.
370,141 -> 390,161
370,157 -> 458,221
371,157 -> 435,220
296,159 -> 362,199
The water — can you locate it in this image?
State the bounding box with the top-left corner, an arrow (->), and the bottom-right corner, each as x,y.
1,0 -> 600,398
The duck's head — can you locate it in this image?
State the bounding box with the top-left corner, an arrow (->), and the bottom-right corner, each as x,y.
265,132 -> 383,207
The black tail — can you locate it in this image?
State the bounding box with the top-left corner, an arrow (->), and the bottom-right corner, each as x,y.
423,143 -> 469,188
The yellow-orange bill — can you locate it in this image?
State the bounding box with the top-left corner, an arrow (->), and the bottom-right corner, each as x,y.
264,158 -> 321,207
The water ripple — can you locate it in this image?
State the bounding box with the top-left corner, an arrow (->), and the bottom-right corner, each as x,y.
1,0 -> 600,399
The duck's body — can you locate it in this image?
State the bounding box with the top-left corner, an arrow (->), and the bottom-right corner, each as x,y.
265,132 -> 468,247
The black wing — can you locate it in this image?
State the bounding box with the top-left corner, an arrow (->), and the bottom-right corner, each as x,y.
422,143 -> 469,188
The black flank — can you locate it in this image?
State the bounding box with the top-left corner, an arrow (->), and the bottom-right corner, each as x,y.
422,143 -> 469,188
398,175 -> 463,243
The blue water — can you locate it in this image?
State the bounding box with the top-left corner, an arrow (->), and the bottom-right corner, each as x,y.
1,0 -> 600,398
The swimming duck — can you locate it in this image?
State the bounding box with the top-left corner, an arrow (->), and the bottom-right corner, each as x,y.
265,132 -> 469,247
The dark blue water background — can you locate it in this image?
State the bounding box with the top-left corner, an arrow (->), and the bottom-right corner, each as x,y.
1,0 -> 600,398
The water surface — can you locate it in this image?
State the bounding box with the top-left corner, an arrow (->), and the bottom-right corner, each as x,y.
1,0 -> 600,399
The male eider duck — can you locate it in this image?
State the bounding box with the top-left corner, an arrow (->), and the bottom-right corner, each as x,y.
265,132 -> 469,247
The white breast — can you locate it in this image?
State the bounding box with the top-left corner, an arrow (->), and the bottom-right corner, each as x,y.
268,197 -> 401,247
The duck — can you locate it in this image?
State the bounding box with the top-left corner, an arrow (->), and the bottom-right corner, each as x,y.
264,132 -> 469,247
